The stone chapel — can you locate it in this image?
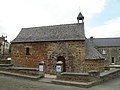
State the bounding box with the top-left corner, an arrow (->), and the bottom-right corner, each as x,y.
11,12 -> 105,74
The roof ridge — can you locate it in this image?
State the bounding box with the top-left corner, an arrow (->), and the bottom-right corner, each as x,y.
22,23 -> 83,29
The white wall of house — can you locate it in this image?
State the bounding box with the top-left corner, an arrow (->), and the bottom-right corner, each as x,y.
0,38 -> 10,55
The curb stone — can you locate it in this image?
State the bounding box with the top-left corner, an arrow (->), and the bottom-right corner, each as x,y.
0,71 -> 43,80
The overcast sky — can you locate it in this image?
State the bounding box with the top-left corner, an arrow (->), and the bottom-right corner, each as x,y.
0,0 -> 120,42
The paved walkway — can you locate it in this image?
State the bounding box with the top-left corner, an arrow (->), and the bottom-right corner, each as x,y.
45,74 -> 56,79
39,74 -> 56,83
0,74 -> 120,90
0,70 -> 120,88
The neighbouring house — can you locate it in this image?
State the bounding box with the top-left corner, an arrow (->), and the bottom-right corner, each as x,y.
0,36 -> 10,56
11,12 -> 105,74
91,37 -> 120,66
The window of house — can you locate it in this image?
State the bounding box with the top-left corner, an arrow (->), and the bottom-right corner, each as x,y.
119,57 -> 120,61
25,47 -> 30,55
102,49 -> 106,54
118,49 -> 120,54
111,57 -> 115,64
6,43 -> 8,47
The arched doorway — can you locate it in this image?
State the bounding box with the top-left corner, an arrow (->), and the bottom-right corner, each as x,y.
57,56 -> 66,72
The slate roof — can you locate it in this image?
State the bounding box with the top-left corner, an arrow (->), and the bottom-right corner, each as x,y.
12,23 -> 85,43
85,39 -> 104,60
92,38 -> 120,47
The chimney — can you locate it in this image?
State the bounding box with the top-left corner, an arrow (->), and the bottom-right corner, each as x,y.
90,36 -> 94,46
90,36 -> 93,41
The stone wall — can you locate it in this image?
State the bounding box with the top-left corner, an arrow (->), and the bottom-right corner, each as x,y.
57,69 -> 120,86
57,71 -> 101,83
57,72 -> 90,82
0,60 -> 11,64
97,47 -> 120,65
7,67 -> 39,76
47,41 -> 86,74
11,42 -> 48,72
11,41 -> 86,74
85,59 -> 105,72
100,69 -> 120,82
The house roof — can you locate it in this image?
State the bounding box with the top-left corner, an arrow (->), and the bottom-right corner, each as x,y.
85,39 -> 104,60
12,23 -> 85,43
92,38 -> 120,47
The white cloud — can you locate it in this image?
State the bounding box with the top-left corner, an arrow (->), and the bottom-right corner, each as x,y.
0,0 -> 107,41
80,0 -> 107,19
86,17 -> 120,38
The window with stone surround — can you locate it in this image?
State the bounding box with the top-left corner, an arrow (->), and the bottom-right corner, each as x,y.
102,49 -> 106,54
25,47 -> 30,55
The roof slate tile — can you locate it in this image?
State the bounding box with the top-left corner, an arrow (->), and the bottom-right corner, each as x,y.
12,23 -> 85,43
92,38 -> 120,47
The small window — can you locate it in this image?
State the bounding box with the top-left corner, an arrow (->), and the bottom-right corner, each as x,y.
118,49 -> 120,54
111,57 -> 115,64
102,49 -> 106,54
26,47 -> 30,55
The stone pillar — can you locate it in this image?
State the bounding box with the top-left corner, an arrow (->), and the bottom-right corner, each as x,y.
56,61 -> 63,76
39,61 -> 45,76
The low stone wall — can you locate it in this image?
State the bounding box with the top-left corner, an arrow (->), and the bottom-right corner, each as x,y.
0,54 -> 10,60
57,72 -> 90,82
6,67 -> 40,76
57,69 -> 120,84
100,69 -> 120,82
0,60 -> 11,64
57,71 -> 100,82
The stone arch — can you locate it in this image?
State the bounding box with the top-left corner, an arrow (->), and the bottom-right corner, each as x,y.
48,43 -> 74,74
48,52 -> 68,74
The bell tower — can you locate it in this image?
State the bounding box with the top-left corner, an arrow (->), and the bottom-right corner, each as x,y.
77,12 -> 84,23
